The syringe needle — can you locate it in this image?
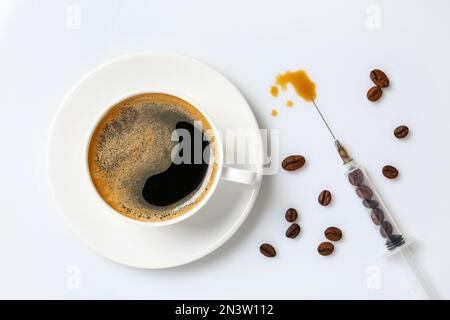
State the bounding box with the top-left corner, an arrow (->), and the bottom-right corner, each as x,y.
310,99 -> 352,163
311,99 -> 336,141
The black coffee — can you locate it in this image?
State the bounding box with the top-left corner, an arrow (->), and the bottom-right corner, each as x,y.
142,121 -> 210,206
88,93 -> 218,222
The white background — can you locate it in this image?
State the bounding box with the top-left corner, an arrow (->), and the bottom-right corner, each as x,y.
1,0 -> 450,299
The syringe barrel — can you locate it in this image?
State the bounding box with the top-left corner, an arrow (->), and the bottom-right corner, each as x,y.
344,161 -> 407,251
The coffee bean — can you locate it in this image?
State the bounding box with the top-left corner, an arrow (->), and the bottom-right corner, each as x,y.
317,242 -> 334,256
282,155 -> 306,171
285,208 -> 298,222
356,185 -> 373,200
363,199 -> 379,209
367,86 -> 383,102
380,221 -> 393,238
394,125 -> 409,139
259,243 -> 276,257
370,69 -> 390,88
382,165 -> 399,179
348,169 -> 364,186
324,227 -> 342,241
318,190 -> 332,206
286,223 -> 301,239
370,208 -> 384,225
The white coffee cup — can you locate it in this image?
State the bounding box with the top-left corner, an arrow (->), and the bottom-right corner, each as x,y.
85,91 -> 257,227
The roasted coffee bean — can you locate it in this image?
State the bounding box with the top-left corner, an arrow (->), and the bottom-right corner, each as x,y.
282,155 -> 306,171
317,242 -> 334,256
286,223 -> 301,239
259,243 -> 276,257
363,199 -> 379,209
370,69 -> 390,88
324,227 -> 342,241
382,165 -> 399,179
367,86 -> 383,102
380,221 -> 393,238
356,185 -> 373,200
394,125 -> 409,139
285,208 -> 298,222
348,169 -> 364,186
318,190 -> 332,206
371,208 -> 384,225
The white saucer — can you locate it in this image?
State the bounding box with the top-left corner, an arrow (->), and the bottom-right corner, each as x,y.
48,53 -> 263,269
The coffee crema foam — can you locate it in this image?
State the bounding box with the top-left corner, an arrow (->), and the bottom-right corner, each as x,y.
88,93 -> 218,222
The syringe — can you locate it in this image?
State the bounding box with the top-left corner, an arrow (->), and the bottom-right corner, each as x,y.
311,99 -> 437,299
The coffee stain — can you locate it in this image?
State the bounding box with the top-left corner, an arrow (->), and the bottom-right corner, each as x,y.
286,100 -> 294,108
271,109 -> 278,117
275,70 -> 316,102
270,86 -> 279,97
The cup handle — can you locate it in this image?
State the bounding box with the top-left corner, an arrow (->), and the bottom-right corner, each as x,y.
221,166 -> 257,184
